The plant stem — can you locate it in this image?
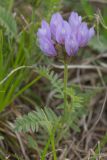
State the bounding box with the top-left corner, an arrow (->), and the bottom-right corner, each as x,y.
41,135 -> 51,160
64,53 -> 68,116
41,130 -> 57,160
51,133 -> 57,160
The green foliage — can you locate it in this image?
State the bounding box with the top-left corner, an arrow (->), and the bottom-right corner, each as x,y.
57,85 -> 97,132
0,0 -> 14,11
35,66 -> 63,95
37,0 -> 61,20
89,9 -> 107,52
0,6 -> 17,37
89,36 -> 107,52
15,65 -> 93,136
64,87 -> 85,131
81,0 -> 94,15
45,0 -> 61,19
27,135 -> 41,154
0,63 -> 63,111
0,2 -> 47,111
15,107 -> 60,134
0,25 -> 40,111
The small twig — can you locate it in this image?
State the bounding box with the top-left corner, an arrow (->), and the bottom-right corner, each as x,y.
8,122 -> 30,160
90,91 -> 107,131
75,84 -> 107,90
96,68 -> 106,86
15,132 -> 30,160
90,0 -> 107,4
46,149 -> 62,157
52,64 -> 107,70
20,14 -> 29,25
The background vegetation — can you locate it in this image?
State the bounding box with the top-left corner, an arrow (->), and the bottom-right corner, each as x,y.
0,0 -> 107,159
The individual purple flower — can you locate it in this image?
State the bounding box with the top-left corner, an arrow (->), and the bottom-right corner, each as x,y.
56,20 -> 71,44
50,13 -> 63,38
38,37 -> 56,56
88,27 -> 95,40
65,35 -> 79,56
69,12 -> 82,32
77,22 -> 95,47
37,20 -> 51,40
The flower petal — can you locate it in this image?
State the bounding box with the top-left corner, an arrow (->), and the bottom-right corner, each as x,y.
56,20 -> 71,44
77,22 -> 89,47
65,35 -> 79,56
39,38 -> 57,56
50,13 -> 63,38
37,20 -> 51,39
69,12 -> 82,32
88,27 -> 95,40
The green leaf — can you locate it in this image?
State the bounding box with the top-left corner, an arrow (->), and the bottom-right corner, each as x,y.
0,6 -> 17,37
0,0 -> 14,11
27,135 -> 40,152
14,107 -> 60,134
35,66 -> 63,96
89,36 -> 107,52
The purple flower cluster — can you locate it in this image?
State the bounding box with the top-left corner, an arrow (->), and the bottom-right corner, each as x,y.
37,12 -> 95,56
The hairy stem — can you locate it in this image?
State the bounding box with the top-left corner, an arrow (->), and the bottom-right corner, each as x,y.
64,53 -> 68,117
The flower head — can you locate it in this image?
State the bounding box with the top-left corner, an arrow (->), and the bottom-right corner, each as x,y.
37,11 -> 95,57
